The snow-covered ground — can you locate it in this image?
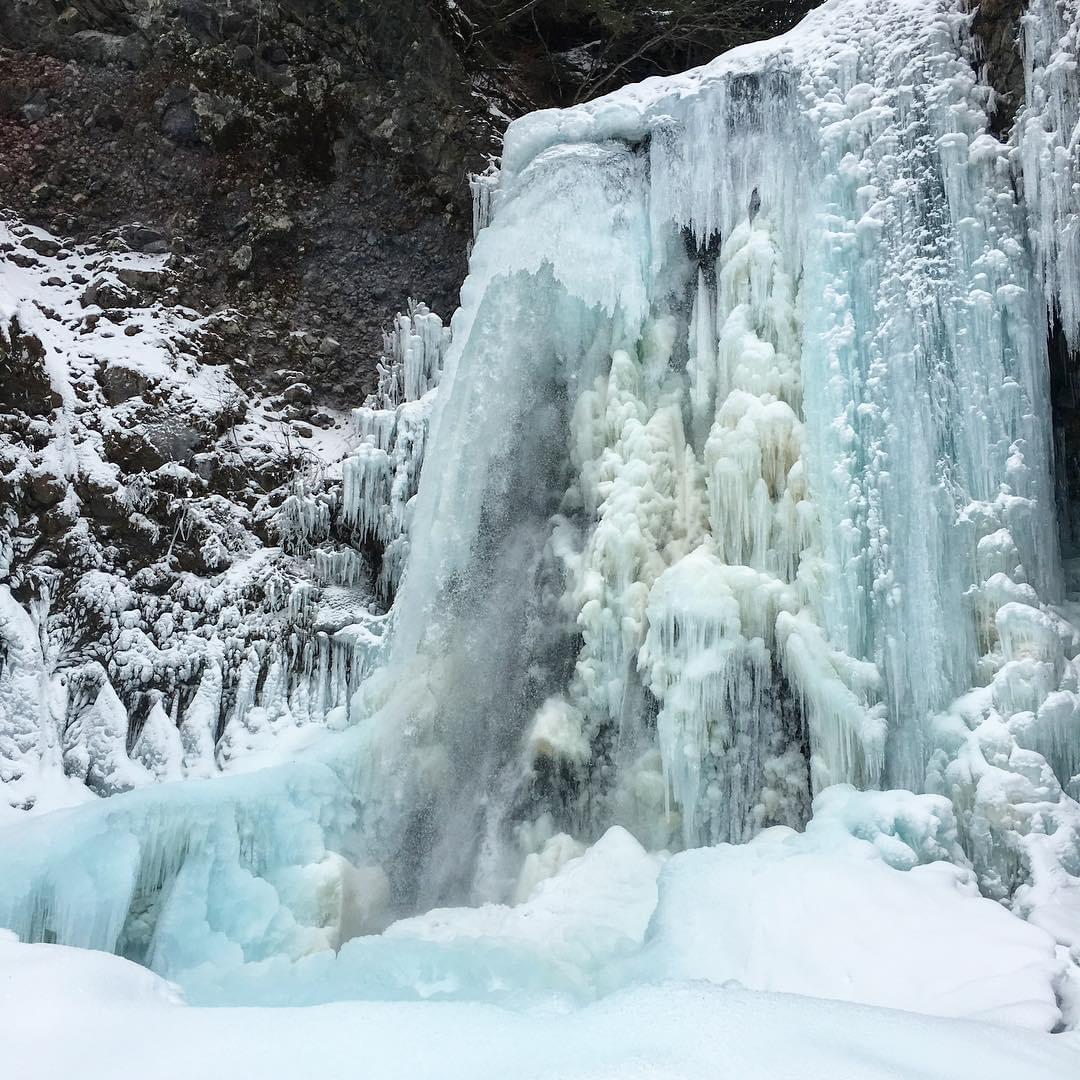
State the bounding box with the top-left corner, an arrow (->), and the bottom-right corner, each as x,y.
5,802 -> 1079,1074
2,942 -> 1077,1080
2,873 -> 1079,1080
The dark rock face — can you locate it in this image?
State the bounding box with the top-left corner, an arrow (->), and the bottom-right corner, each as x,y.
0,1 -> 828,410
965,0 -> 1026,134
0,0 -> 485,406
0,316 -> 61,413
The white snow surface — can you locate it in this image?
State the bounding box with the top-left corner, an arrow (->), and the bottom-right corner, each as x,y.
2,843 -> 1080,1080
638,816 -> 1064,1029
2,930 -> 1077,1080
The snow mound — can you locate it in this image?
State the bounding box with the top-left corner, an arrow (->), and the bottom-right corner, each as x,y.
639,801 -> 1064,1030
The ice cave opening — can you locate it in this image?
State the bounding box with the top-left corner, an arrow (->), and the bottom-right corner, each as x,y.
2,0 -> 1080,1049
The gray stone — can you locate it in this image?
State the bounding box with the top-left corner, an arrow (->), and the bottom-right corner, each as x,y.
117,267 -> 164,292
123,225 -> 166,251
80,277 -> 135,309
91,104 -> 123,132
230,245 -> 253,275
69,31 -> 127,64
18,89 -> 49,124
100,362 -> 153,404
22,235 -> 60,257
282,382 -> 313,404
161,102 -> 198,145
27,471 -> 65,507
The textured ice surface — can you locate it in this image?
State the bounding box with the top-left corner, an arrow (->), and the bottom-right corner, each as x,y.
350,0 -> 1080,919
175,824 -> 659,1007
0,743 -> 374,972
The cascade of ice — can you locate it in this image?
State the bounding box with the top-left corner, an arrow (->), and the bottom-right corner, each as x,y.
1,0 -> 1079,984
352,0 -> 1075,914
341,302 -> 449,600
1018,0 -> 1080,349
800,9 -> 1062,792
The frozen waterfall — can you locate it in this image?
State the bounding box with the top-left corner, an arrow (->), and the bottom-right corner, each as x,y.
1,0 -> 1079,1006
360,0 -> 1073,911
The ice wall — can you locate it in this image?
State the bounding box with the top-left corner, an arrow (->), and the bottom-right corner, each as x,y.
350,0 -> 1077,917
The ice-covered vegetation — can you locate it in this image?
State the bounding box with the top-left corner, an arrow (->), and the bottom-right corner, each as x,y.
0,223 -> 447,806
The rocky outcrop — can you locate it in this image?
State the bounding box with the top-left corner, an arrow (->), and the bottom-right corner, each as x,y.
965,0 -> 1026,134
0,213 -> 402,807
0,0 -> 484,407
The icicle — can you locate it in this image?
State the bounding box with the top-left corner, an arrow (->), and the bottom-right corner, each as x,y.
179,649 -> 223,779
63,673 -> 151,797
132,692 -> 183,783
639,547 -> 803,845
469,167 -> 499,238
687,268 -> 716,450
1017,0 -> 1080,346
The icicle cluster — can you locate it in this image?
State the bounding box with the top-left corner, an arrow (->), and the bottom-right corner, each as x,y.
341,302 -> 449,599
1018,0 -> 1080,347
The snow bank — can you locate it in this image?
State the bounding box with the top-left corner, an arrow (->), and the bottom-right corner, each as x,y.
1,929 -> 1078,1080
13,795 -> 1061,1034
638,811 -> 1064,1029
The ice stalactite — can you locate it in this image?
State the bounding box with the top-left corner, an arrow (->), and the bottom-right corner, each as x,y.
639,550 -> 800,845
342,302 -> 449,601
470,168 -> 499,239
178,646 -> 223,779
63,672 -> 151,796
1018,0 -> 1080,349
800,23 -> 1060,798
553,217 -> 819,848
0,752 -> 378,972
